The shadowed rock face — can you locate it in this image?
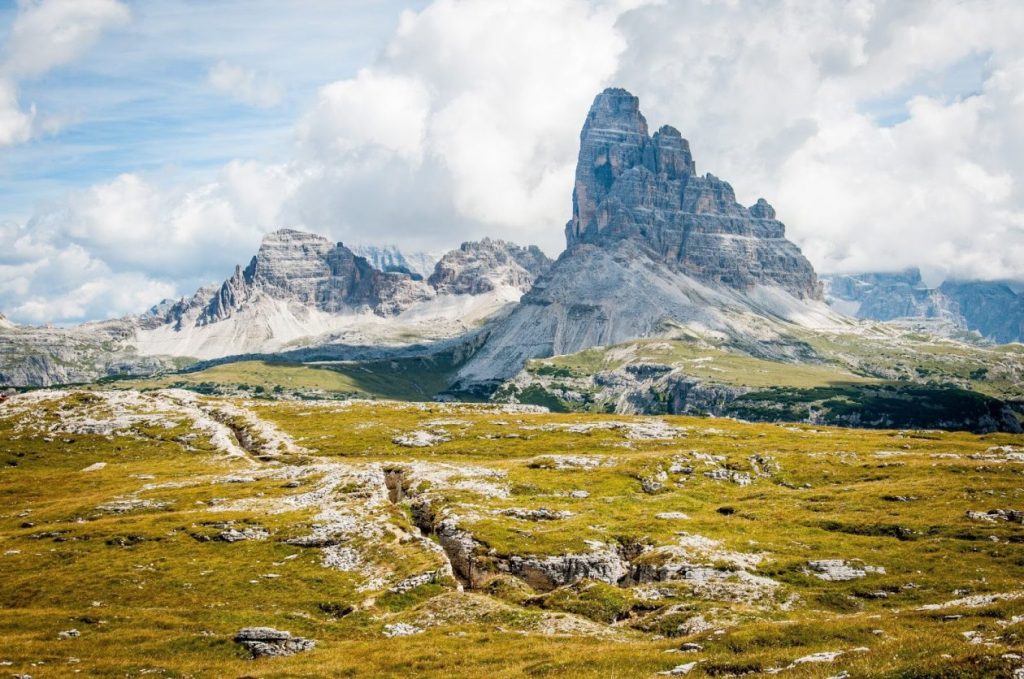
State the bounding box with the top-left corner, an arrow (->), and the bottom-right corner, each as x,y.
566,88 -> 821,299
938,280 -> 1024,344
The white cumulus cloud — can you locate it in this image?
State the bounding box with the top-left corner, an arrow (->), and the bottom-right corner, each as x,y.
3,0 -> 130,77
0,78 -> 34,145
5,0 -> 1024,324
291,0 -> 642,250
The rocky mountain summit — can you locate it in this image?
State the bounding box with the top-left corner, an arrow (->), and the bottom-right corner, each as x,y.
193,229 -> 435,322
566,88 -> 821,299
454,88 -> 834,391
429,238 -> 551,295
130,229 -> 551,361
824,269 -> 1024,343
0,232 -> 551,385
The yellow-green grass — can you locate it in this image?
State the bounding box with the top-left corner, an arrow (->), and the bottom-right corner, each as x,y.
532,338 -> 878,390
121,357 -> 455,400
1,393 -> 1023,677
525,331 -> 1024,404
127,360 -> 370,392
796,329 -> 1024,400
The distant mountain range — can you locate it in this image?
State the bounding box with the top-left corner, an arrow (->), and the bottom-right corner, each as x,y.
2,88 -> 1022,432
0,234 -> 550,385
823,269 -> 1024,344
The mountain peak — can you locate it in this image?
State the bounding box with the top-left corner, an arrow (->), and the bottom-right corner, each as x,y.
566,87 -> 820,300
259,227 -> 329,246
583,88 -> 648,136
429,239 -> 552,295
454,89 -> 832,389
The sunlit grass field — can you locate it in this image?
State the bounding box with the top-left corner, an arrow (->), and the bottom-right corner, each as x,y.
1,390 -> 1023,677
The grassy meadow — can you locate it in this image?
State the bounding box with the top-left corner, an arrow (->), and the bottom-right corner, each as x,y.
0,389 -> 1023,677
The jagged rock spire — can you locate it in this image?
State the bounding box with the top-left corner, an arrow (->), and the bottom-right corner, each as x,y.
564,87 -> 821,300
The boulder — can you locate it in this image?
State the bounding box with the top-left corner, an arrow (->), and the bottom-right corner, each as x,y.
234,627 -> 315,658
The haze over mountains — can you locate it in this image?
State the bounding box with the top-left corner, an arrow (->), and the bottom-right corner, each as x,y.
824,269 -> 1024,344
348,245 -> 440,280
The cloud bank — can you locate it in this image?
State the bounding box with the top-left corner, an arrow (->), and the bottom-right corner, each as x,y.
0,0 -> 129,145
3,0 -> 1024,325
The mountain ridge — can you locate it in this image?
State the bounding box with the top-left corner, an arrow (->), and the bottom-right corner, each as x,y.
2,85 -> 1022,432
0,232 -> 551,385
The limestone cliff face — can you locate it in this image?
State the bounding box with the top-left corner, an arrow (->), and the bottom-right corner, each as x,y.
453,88 -> 833,391
127,229 -> 554,362
194,229 -> 433,324
566,88 -> 821,299
185,231 -> 553,327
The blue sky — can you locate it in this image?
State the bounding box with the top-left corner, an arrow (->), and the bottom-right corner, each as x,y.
0,0 -> 424,220
858,50 -> 992,127
2,0 -> 1024,325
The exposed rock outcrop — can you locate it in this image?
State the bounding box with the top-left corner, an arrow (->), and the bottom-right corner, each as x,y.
429,238 -> 551,295
234,627 -> 315,657
507,549 -> 629,590
806,559 -> 885,582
